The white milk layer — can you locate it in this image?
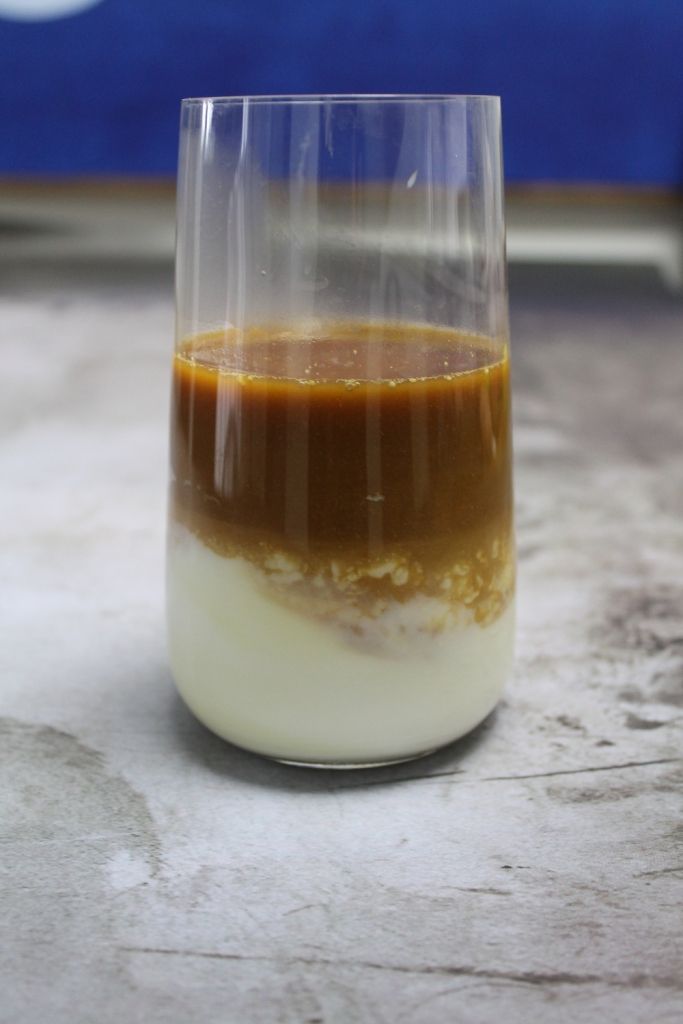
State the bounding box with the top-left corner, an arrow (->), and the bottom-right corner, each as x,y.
167,527 -> 515,765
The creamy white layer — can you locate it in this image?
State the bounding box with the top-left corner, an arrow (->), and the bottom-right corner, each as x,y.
167,526 -> 515,765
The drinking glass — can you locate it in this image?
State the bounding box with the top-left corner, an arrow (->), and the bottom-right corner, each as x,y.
168,95 -> 514,767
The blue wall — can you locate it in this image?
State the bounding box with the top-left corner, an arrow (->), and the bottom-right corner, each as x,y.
1,0 -> 681,183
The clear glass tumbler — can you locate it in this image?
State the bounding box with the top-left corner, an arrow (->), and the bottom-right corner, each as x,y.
168,95 -> 514,767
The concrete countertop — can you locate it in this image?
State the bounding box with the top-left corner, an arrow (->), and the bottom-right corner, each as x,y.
2,262 -> 682,1023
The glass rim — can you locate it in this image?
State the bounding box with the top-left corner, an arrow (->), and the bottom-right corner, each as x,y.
181,93 -> 500,106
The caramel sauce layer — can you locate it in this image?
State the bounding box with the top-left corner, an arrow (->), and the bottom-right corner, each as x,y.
170,322 -> 514,626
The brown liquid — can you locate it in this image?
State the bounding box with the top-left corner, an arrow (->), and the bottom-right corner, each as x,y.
170,322 -> 514,626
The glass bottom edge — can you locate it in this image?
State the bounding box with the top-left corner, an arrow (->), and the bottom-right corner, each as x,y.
271,748 -> 439,770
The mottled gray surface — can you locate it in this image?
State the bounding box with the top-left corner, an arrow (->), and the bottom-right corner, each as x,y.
1,261 -> 682,1023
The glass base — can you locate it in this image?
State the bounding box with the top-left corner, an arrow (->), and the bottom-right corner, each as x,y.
273,748 -> 438,770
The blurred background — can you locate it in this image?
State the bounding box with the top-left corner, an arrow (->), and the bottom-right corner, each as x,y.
1,0 -> 682,287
